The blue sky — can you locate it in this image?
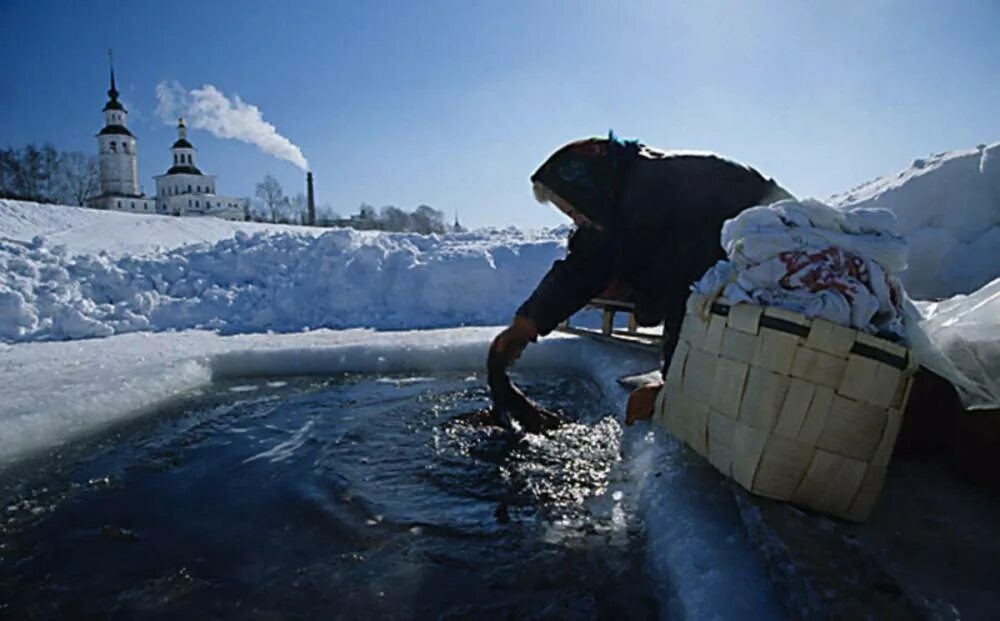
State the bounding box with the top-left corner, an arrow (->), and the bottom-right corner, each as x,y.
2,1 -> 998,228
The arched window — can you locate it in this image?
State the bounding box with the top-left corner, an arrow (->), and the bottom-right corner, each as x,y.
174,154 -> 178,164
110,142 -> 116,152
123,142 -> 129,154
187,185 -> 192,192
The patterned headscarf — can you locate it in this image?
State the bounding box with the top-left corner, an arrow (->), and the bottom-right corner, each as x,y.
530,131 -> 640,228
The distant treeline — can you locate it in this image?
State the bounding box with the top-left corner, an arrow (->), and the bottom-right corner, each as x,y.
0,144 -> 98,206
253,174 -> 453,233
1,144 -> 454,234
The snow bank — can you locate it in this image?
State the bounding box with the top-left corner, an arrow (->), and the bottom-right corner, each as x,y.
0,202 -> 566,343
830,142 -> 1000,299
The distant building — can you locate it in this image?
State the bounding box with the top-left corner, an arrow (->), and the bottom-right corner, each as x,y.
85,64 -> 156,213
86,60 -> 248,221
153,119 -> 246,220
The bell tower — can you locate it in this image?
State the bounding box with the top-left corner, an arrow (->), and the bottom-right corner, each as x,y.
95,50 -> 140,198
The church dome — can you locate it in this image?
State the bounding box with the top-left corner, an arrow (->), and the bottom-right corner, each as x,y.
103,99 -> 126,112
98,124 -> 134,137
165,164 -> 204,176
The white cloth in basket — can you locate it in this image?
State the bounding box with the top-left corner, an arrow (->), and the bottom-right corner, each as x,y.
693,199 -> 910,338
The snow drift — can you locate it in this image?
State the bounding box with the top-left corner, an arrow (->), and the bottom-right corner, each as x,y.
0,204 -> 566,343
830,142 -> 1000,300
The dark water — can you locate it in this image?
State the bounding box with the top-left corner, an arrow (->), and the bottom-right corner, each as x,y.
0,372 -> 658,620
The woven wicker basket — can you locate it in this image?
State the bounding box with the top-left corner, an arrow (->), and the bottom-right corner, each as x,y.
654,293 -> 918,522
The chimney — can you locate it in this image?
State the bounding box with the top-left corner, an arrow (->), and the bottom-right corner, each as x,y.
306,171 -> 316,226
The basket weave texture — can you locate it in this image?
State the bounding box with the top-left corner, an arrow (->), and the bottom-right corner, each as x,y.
654,293 -> 918,522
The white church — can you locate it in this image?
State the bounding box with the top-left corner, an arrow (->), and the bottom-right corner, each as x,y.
86,65 -> 248,220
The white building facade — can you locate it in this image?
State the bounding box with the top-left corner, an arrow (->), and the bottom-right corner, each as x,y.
153,119 -> 247,220
86,66 -> 156,213
87,64 -> 247,221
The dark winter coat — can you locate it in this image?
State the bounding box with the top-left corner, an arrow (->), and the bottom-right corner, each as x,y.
516,139 -> 792,339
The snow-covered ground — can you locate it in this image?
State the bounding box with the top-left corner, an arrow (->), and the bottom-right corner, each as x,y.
830,141 -> 1000,299
0,200 -> 328,256
1,201 -> 567,342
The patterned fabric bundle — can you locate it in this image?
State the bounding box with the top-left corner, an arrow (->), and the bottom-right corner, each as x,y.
693,199 -> 911,340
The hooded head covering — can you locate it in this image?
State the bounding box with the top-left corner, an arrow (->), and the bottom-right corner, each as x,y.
530,131 -> 640,228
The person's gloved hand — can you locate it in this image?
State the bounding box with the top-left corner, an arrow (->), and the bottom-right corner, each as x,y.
502,381 -> 562,433
488,316 -> 539,369
625,381 -> 663,426
486,317 -> 560,433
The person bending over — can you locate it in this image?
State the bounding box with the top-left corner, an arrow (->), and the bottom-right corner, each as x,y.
487,133 -> 792,431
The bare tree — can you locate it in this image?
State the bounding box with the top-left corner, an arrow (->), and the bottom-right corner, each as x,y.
316,203 -> 340,226
352,203 -> 379,230
254,175 -> 285,223
57,152 -> 98,206
0,148 -> 18,199
23,144 -> 59,202
0,144 -> 60,202
412,204 -> 446,234
290,192 -> 307,224
380,205 -> 412,232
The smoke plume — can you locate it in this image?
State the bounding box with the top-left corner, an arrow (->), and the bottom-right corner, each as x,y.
155,81 -> 308,171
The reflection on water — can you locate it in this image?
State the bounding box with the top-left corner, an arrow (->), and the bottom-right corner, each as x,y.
0,372 -> 658,619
